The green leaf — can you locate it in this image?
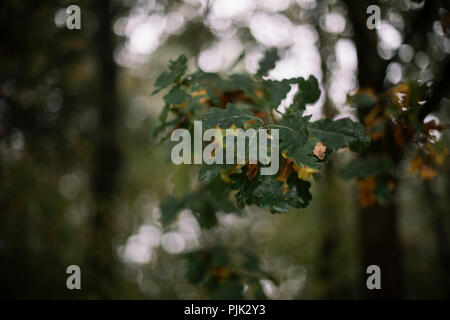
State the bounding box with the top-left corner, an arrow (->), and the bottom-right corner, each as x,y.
163,86 -> 190,105
288,176 -> 312,208
263,79 -> 292,107
349,92 -> 376,109
205,86 -> 221,107
158,104 -> 170,122
254,176 -> 291,213
152,54 -> 188,94
202,103 -> 263,130
340,157 -> 397,179
159,195 -> 183,227
229,172 -> 261,209
287,136 -> 322,169
309,118 -> 370,152
269,113 -> 309,158
291,76 -> 321,113
228,74 -> 259,97
198,163 -> 231,181
257,48 -> 279,77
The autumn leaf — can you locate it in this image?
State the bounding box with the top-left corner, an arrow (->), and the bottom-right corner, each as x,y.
425,141 -> 448,165
363,105 -> 385,141
409,155 -> 437,180
276,159 -> 293,193
441,12 -> 450,36
357,176 -> 376,208
191,88 -> 209,104
292,163 -> 318,179
393,124 -> 415,148
246,163 -> 259,180
313,141 -> 326,160
391,83 -> 410,110
213,267 -> 230,284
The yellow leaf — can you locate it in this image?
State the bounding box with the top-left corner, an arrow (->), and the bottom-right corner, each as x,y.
174,101 -> 188,108
292,163 -> 318,179
191,89 -> 206,97
391,83 -> 410,110
409,155 -> 437,180
363,105 -> 385,141
357,176 -> 376,208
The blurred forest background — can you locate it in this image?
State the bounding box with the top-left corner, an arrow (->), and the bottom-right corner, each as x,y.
1,0 -> 450,299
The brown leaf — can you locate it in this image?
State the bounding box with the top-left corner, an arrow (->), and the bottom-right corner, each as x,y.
442,12 -> 450,36
276,159 -> 293,193
313,141 -> 327,160
276,159 -> 292,182
393,124 -> 415,148
213,267 -> 230,284
391,83 -> 410,110
246,163 -> 259,180
219,90 -> 252,108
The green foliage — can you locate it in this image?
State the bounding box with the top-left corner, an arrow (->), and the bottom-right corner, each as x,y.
153,52 -> 370,218
152,55 -> 188,94
340,157 -> 398,179
202,104 -> 263,130
183,246 -> 273,299
348,92 -> 377,109
257,48 -> 279,77
253,175 -> 312,213
159,178 -> 238,229
292,76 -> 321,112
163,86 -> 190,105
309,118 -> 370,152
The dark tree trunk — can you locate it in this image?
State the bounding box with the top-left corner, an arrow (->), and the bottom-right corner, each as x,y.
86,0 -> 122,297
343,0 -> 402,299
425,183 -> 450,297
359,204 -> 402,298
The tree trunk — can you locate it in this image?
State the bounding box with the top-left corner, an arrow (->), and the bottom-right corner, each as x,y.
425,183 -> 450,297
343,0 -> 403,298
359,204 -> 402,298
86,0 -> 122,298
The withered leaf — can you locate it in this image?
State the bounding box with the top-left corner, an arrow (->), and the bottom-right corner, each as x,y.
313,141 -> 326,160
